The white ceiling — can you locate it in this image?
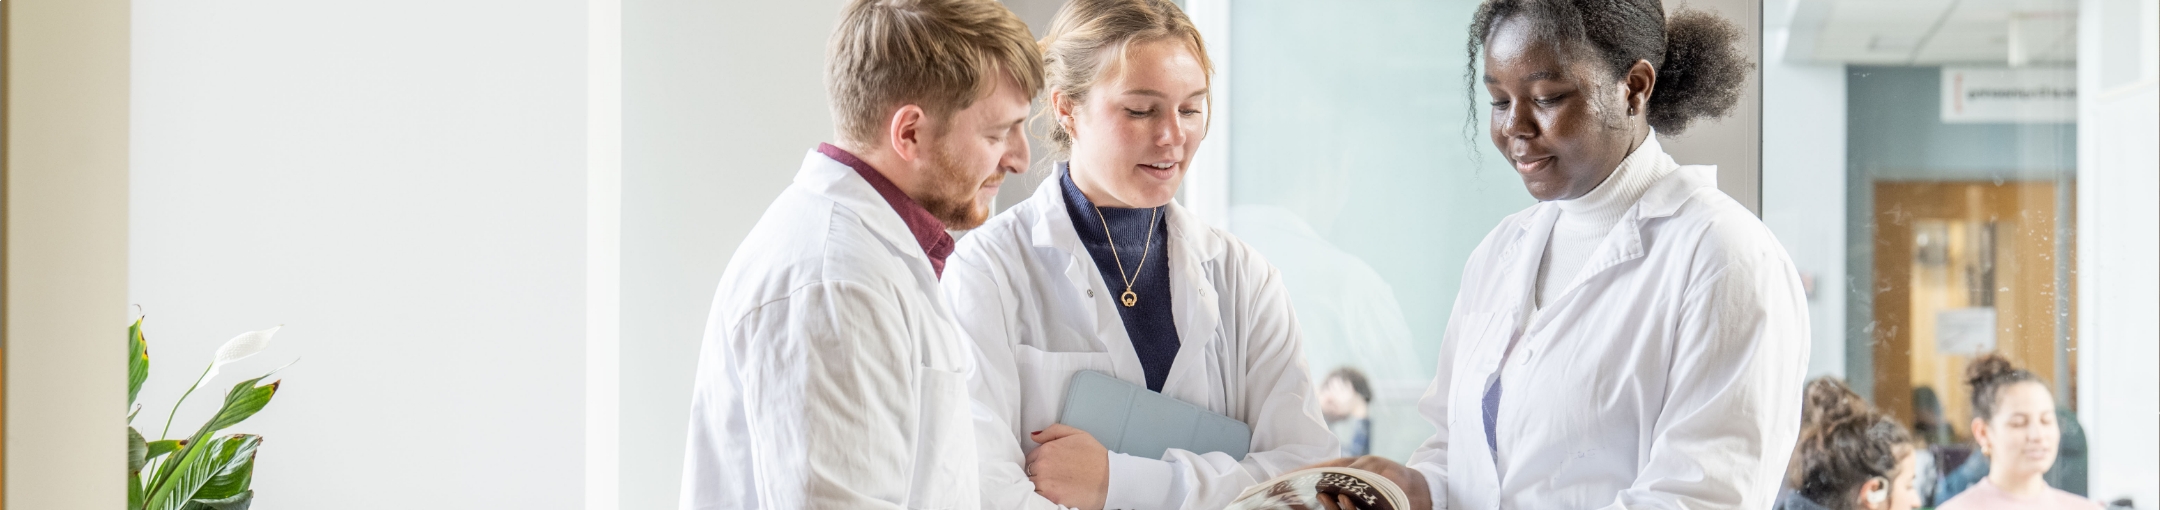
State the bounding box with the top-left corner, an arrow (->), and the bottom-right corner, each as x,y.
1786,0 -> 2079,65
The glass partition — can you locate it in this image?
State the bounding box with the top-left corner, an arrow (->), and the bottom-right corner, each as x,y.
1219,0 -> 1531,461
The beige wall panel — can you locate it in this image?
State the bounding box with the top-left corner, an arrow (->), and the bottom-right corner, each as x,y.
4,0 -> 132,508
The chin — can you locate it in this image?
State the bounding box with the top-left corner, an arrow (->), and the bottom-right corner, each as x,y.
951,204 -> 990,230
1130,185 -> 1179,208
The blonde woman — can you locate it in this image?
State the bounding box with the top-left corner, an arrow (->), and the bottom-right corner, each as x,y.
943,1 -> 1335,509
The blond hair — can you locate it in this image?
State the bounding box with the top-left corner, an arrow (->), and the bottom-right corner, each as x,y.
1039,0 -> 1214,156
828,0 -> 1046,149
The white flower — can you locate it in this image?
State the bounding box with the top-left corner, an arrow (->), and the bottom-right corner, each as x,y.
203,325 -> 279,383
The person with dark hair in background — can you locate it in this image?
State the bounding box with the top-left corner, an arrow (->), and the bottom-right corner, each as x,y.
1776,377 -> 1922,510
1318,367 -> 1376,458
1934,354 -> 2101,510
1304,0 -> 1810,509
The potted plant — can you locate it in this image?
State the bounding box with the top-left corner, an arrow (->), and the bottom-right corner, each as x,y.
126,318 -> 290,510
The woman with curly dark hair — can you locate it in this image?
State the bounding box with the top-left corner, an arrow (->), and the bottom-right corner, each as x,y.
1306,1 -> 1809,509
1776,378 -> 1922,510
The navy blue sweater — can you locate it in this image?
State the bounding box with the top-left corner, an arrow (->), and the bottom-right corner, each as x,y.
1059,168 -> 1180,392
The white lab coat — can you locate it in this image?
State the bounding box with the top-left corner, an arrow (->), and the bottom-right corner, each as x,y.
680,150 -> 979,510
1407,150 -> 1809,509
945,172 -> 1337,510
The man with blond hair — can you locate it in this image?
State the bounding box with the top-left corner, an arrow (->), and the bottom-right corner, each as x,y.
678,0 -> 1043,508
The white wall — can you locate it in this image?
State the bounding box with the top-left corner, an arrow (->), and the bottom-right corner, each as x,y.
128,1 -> 591,507
619,0 -> 840,508
1761,0 -> 1849,380
2075,0 -> 2159,506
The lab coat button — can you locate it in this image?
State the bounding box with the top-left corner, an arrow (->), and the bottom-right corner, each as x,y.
1086,289 -> 1094,298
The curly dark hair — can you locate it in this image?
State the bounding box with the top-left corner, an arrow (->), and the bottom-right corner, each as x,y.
1965,352 -> 2044,421
1464,0 -> 1752,135
1788,377 -> 1914,510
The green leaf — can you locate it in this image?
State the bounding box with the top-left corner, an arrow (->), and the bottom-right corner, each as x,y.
145,435 -> 231,510
146,439 -> 186,463
130,427 -> 149,474
193,490 -> 252,510
129,317 -> 149,409
148,373 -> 278,504
143,438 -> 188,496
191,434 -> 260,501
130,469 -> 145,510
202,375 -> 279,434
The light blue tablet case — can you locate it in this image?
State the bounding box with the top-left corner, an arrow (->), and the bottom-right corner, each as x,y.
1057,370 -> 1252,461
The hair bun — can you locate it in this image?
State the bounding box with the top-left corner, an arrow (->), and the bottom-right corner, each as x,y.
1802,377 -> 1867,427
1964,353 -> 2017,390
1645,8 -> 1752,135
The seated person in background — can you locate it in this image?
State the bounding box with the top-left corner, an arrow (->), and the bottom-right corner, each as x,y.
1935,353 -> 2101,510
1777,377 -> 1920,510
1933,406 -> 2090,506
1318,367 -> 1375,458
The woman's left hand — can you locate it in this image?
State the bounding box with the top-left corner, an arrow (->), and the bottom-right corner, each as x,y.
1026,423 -> 1110,510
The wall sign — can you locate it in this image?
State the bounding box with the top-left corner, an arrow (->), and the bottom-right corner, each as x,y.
1941,66 -> 2076,123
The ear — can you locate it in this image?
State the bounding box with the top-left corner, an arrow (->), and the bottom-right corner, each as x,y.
886,104 -> 929,163
1050,92 -> 1077,132
1625,59 -> 1656,116
1858,477 -> 1889,510
1970,417 -> 1991,451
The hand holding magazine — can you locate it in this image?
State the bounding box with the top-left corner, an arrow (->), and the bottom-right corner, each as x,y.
1225,466 -> 1411,510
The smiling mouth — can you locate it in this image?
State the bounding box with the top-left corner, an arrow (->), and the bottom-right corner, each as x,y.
1513,156 -> 1553,174
1137,161 -> 1180,179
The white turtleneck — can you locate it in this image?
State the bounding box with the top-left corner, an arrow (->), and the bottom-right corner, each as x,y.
1535,134 -> 1675,309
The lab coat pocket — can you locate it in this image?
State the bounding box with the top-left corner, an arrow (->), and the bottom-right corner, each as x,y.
1013,344 -> 1115,443
910,363 -> 977,509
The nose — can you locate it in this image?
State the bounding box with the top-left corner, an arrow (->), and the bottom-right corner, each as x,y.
1157,114 -> 1188,149
1500,100 -> 1538,139
1002,124 -> 1029,175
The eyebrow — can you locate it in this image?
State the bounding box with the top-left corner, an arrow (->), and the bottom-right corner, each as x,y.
1123,88 -> 1210,100
1482,70 -> 1564,84
986,116 -> 1026,132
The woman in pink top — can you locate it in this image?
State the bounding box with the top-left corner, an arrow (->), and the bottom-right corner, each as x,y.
1936,354 -> 2101,510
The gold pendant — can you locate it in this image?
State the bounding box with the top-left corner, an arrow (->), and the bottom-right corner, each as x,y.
1120,290 -> 1138,307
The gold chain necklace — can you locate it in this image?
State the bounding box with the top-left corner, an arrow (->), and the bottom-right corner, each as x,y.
1092,204 -> 1159,307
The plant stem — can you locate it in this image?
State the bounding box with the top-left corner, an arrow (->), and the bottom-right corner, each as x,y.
160,364 -> 212,440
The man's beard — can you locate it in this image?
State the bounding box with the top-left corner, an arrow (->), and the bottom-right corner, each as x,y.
915,143 -> 1000,230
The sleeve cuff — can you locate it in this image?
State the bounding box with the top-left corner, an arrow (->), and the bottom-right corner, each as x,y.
1103,451 -> 1186,510
1412,462 -> 1448,510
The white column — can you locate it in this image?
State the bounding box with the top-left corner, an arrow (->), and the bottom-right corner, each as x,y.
586,0 -> 624,508
2075,0 -> 2159,506
1183,0 -> 1231,229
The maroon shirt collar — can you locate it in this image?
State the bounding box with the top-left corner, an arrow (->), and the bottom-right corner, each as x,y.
817,143 -> 954,278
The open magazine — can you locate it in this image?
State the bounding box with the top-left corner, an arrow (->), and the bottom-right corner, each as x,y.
1225,466 -> 1411,510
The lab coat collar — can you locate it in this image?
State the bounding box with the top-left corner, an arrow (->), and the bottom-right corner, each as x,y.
1504,136 -> 1717,324
1025,165 -> 1227,261
1023,166 -> 1226,399
793,148 -> 945,286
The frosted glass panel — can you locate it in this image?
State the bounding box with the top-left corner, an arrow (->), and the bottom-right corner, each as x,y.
1224,0 -> 1533,461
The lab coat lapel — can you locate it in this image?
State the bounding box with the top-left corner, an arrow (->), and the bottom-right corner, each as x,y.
1159,200 -> 1223,408
1542,151 -> 1702,320
797,150 -> 945,298
1028,172 -> 1145,381
1501,205 -> 1561,334
1459,204 -> 1556,496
